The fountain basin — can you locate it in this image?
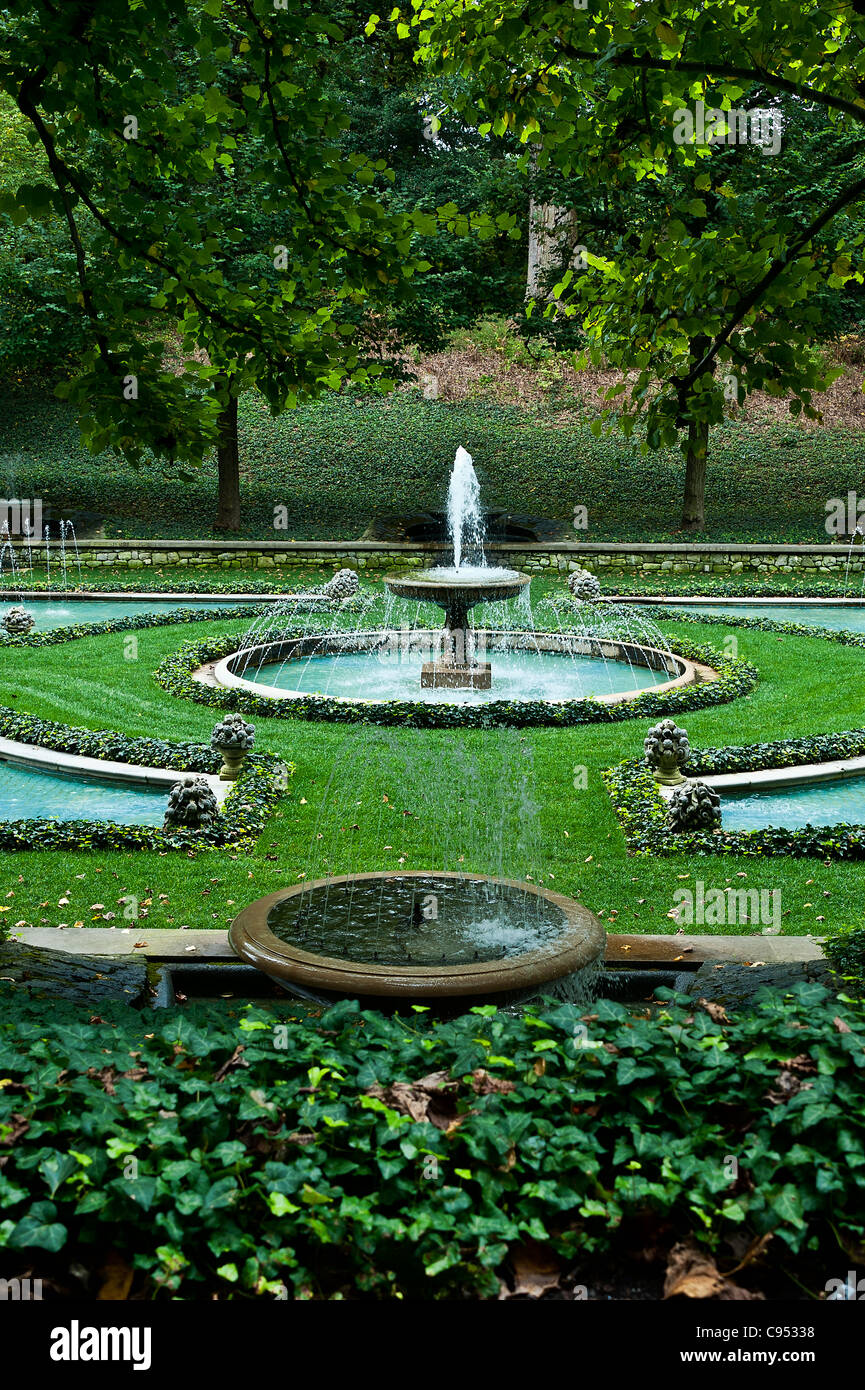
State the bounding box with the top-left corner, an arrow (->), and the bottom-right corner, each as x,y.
384,566 -> 531,615
385,567 -> 532,688
209,629 -> 699,709
229,871 -> 606,1000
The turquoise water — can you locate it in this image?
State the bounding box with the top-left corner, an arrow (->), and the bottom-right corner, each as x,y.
0,759 -> 168,825
252,649 -> 671,704
670,602 -> 865,633
723,775 -> 865,831
1,597 -> 255,632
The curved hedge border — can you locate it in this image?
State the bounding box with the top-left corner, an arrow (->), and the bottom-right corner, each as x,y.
10,573 -> 860,598
0,607 -> 292,851
154,632 -> 757,729
645,602 -> 865,650
620,606 -> 865,853
604,752 -> 865,861
0,760 -> 289,854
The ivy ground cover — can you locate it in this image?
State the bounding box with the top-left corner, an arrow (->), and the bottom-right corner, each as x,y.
0,983 -> 862,1299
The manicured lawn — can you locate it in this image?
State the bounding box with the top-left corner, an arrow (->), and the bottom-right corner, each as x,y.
3,607 -> 865,936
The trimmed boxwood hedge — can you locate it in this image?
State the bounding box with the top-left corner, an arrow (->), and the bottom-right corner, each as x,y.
154,631 -> 758,730
8,573 -> 862,600
0,603 -> 270,650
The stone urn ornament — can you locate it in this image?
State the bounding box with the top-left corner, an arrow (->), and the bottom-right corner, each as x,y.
164,776 -> 220,831
644,718 -> 690,786
666,780 -> 722,832
2,605 -> 35,636
211,712 -> 255,780
568,567 -> 602,603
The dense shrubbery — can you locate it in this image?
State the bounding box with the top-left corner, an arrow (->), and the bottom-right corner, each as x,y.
0,985 -> 861,1299
823,925 -> 865,994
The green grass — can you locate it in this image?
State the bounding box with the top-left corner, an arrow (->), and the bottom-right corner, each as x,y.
2,380 -> 864,543
3,610 -> 865,937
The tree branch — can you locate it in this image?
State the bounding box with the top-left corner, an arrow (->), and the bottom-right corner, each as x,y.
554,36 -> 865,126
674,170 -> 865,398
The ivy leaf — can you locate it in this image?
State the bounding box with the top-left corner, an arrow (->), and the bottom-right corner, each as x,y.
8,1202 -> 67,1252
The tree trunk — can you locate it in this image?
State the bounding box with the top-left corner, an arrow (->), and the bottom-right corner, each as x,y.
214,394 -> 240,533
526,148 -> 582,302
526,198 -> 581,301
681,417 -> 709,531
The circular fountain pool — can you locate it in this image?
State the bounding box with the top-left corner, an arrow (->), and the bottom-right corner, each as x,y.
213,630 -> 693,707
230,871 -> 606,1000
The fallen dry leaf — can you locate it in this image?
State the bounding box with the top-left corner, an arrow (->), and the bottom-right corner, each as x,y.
470,1068 -> 516,1096
664,1240 -> 764,1301
698,997 -> 729,1024
213,1045 -> 247,1082
367,1070 -> 461,1130
86,1066 -> 117,1096
722,1233 -> 774,1277
97,1250 -> 134,1301
502,1239 -> 562,1299
0,1112 -> 29,1145
833,1016 -> 852,1034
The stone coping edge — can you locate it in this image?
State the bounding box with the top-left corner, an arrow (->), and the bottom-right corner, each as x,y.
212,631 -> 701,708
655,754 -> 865,796
4,927 -> 824,963
0,735 -> 229,804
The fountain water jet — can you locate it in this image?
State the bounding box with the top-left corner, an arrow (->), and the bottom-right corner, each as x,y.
385,448 -> 530,689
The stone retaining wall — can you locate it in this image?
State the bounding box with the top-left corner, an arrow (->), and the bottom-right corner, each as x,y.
17,538 -> 865,576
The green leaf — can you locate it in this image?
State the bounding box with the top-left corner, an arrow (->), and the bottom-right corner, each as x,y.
8,1203 -> 67,1252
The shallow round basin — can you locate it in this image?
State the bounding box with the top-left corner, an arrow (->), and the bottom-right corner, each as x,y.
229,870 -> 606,999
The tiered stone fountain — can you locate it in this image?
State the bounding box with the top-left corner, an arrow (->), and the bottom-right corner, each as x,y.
384,448 -> 530,690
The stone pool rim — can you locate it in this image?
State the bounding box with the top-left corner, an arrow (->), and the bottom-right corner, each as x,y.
229,870 -> 607,998
0,734 -> 228,800
623,596 -> 865,607
658,754 -> 865,799
9,591 -> 282,602
210,628 -> 706,708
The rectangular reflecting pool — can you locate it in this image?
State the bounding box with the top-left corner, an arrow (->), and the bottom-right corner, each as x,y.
722,774 -> 865,831
0,759 -> 168,825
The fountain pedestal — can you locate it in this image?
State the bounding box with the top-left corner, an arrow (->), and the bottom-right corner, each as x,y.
385,569 -> 530,691
421,653 -> 491,690
421,592 -> 491,688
